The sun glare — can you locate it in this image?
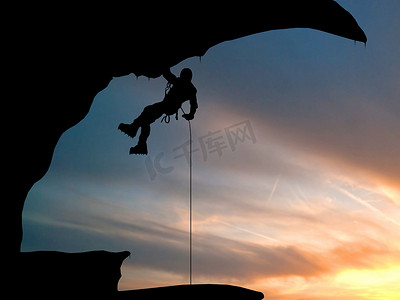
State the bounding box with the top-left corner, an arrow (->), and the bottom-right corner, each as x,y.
334,266 -> 400,299
379,185 -> 400,205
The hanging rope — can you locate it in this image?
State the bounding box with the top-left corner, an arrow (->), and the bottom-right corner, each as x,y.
163,80 -> 193,283
188,117 -> 193,285
180,107 -> 193,285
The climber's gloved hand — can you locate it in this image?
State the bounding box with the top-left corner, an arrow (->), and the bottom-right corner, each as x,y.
182,113 -> 194,121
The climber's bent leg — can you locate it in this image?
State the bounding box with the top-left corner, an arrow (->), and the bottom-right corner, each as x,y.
127,102 -> 165,155
118,101 -> 164,139
137,102 -> 165,124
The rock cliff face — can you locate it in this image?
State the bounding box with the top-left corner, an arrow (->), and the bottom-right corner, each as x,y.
13,251 -> 265,299
5,1 -> 366,254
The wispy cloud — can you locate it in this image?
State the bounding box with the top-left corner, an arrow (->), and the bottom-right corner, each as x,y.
213,218 -> 283,245
267,173 -> 281,203
333,185 -> 400,227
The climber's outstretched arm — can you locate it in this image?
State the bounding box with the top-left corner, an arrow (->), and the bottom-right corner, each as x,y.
162,68 -> 177,84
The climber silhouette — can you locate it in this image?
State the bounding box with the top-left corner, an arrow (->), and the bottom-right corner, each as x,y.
118,68 -> 198,155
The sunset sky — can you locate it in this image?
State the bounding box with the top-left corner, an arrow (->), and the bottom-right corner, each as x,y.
22,1 -> 400,299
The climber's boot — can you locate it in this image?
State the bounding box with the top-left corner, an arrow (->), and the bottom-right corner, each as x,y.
129,143 -> 148,155
118,122 -> 139,139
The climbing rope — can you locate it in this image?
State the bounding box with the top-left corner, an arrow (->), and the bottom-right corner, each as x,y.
163,81 -> 193,283
180,107 -> 193,285
188,117 -> 193,285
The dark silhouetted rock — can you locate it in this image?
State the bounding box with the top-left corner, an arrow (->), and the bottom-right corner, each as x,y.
14,251 -> 130,298
119,284 -> 264,300
11,251 -> 265,299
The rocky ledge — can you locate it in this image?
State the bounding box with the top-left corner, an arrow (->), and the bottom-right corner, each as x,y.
119,284 -> 264,300
13,251 -> 264,300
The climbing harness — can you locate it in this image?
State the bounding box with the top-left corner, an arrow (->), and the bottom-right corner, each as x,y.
160,82 -> 179,124
160,115 -> 170,123
160,110 -> 180,124
165,81 -> 172,95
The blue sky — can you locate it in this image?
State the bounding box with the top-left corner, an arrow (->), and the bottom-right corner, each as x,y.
22,1 -> 400,299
